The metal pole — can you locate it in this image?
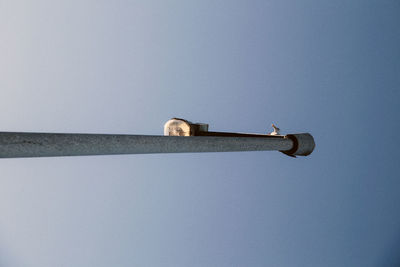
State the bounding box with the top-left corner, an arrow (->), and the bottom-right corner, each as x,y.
0,132 -> 303,158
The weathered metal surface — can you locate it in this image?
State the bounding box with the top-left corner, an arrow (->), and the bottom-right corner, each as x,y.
0,132 -> 294,158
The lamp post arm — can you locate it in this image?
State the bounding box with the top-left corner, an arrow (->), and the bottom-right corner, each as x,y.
0,132 -> 314,158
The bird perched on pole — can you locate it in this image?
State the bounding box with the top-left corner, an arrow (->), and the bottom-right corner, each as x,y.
270,123 -> 280,135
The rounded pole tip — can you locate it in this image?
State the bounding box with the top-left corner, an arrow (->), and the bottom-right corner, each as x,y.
281,133 -> 315,157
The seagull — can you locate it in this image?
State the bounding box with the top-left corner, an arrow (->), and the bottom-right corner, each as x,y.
270,123 -> 280,135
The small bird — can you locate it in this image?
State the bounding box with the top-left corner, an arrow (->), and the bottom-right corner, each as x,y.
270,123 -> 280,135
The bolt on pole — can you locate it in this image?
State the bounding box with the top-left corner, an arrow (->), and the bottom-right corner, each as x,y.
0,118 -> 315,158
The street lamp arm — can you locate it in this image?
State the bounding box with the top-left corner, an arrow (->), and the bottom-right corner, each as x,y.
0,119 -> 315,158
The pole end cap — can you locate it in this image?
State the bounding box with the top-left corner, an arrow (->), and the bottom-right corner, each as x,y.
281,133 -> 315,157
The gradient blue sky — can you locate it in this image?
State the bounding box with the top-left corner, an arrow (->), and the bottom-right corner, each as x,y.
1,1 -> 400,266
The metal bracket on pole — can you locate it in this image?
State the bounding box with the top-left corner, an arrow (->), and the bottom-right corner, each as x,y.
164,118 -> 315,157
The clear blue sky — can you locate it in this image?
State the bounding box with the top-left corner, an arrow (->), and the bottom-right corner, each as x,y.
1,1 -> 400,266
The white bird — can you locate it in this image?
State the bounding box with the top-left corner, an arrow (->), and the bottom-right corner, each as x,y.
270,123 -> 280,135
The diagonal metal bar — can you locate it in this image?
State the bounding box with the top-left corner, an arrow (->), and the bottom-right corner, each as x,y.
0,132 -> 293,158
0,132 -> 296,158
